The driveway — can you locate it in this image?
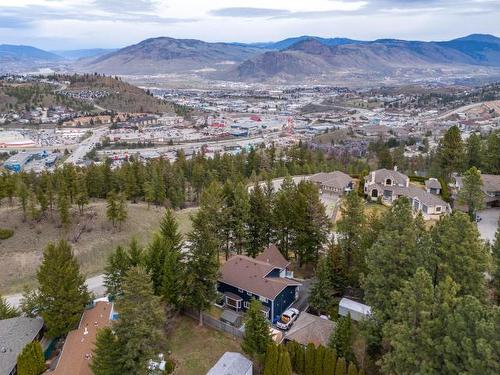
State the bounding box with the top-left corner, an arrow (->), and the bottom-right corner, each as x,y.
477,208 -> 499,243
291,278 -> 312,312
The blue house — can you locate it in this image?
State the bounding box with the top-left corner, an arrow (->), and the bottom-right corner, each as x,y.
217,245 -> 301,322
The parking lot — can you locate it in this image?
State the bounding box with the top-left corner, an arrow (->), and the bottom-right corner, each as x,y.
477,207 -> 500,243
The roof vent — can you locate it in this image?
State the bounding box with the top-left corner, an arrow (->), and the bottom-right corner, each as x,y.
1,347 -> 6,353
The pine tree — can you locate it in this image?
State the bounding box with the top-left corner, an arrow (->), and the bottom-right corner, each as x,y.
247,182 -> 270,257
295,343 -> 306,375
330,314 -> 355,363
57,184 -> 70,228
309,256 -> 335,314
457,166 -> 485,221
465,133 -> 483,169
75,172 -> 89,214
272,175 -> 296,259
17,179 -> 29,221
430,211 -> 489,300
114,266 -> 166,374
278,346 -> 293,375
264,344 -> 279,375
434,125 -> 465,179
0,294 -> 19,319
335,358 -> 347,375
305,343 -> 316,375
493,221 -> 500,304
90,327 -> 121,375
106,191 -> 118,227
242,299 -> 272,360
104,245 -> 133,297
19,286 -> 40,318
184,182 -> 222,325
336,191 -> 367,286
115,192 -> 128,230
16,341 -> 45,375
37,240 -> 89,338
347,362 -> 358,375
143,180 -> 154,209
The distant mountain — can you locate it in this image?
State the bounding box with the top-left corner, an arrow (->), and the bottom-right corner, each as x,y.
51,48 -> 118,60
0,44 -> 61,62
79,37 -> 262,75
254,36 -> 363,50
235,34 -> 500,81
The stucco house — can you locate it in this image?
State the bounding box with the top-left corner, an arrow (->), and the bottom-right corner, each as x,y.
309,171 -> 354,196
217,245 -> 301,322
364,168 -> 450,220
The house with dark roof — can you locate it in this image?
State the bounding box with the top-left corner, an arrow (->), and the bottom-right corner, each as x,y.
365,168 -> 450,220
217,245 -> 301,323
309,171 -> 354,196
453,173 -> 500,208
0,317 -> 44,375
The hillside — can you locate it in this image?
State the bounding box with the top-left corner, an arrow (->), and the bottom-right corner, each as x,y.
235,34 -> 500,81
79,37 -> 262,75
0,74 -> 176,114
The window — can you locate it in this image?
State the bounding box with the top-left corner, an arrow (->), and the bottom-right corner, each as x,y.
238,288 -> 243,293
259,296 -> 268,303
244,301 -> 249,309
436,206 -> 441,212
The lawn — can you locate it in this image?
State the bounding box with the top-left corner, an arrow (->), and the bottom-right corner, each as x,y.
364,203 -> 389,217
169,315 -> 244,375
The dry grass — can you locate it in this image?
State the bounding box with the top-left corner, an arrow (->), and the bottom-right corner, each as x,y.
0,200 -> 195,293
169,315 -> 243,375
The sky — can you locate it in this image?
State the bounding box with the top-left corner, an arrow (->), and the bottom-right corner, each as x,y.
1,0 -> 499,50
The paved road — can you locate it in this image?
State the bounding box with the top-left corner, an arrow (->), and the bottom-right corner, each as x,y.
64,127 -> 108,165
6,274 -> 106,309
291,278 -> 312,312
477,208 -> 500,243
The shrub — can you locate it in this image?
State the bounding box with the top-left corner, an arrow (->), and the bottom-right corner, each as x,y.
0,228 -> 14,240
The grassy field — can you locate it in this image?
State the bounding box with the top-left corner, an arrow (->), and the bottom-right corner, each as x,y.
0,200 -> 195,293
169,315 -> 243,375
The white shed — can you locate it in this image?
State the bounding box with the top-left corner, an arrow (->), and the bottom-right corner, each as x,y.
338,298 -> 372,321
207,352 -> 253,375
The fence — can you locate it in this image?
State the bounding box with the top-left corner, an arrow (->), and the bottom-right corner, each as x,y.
183,309 -> 244,339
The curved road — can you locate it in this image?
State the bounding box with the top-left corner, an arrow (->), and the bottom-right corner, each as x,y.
6,274 -> 106,309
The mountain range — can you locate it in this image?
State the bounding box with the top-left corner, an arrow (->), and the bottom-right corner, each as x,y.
1,34 -> 500,82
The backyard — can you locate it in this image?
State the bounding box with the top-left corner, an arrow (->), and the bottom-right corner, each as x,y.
169,315 -> 244,375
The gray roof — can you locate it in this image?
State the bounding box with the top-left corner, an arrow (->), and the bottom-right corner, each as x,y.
310,171 -> 353,189
207,352 -> 252,375
370,168 -> 409,186
425,178 -> 442,190
367,183 -> 448,208
0,317 -> 44,374
285,312 -> 335,347
481,174 -> 500,193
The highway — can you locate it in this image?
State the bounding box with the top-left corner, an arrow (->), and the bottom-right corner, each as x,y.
64,127 -> 108,165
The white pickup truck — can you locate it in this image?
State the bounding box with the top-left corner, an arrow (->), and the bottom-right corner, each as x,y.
276,308 -> 300,330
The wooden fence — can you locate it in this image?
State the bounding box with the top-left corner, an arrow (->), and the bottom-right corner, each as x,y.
183,308 -> 244,339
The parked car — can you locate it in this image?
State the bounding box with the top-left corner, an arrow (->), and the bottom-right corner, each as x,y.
276,308 -> 300,330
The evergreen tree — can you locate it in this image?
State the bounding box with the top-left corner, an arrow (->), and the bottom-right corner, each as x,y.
57,184 -> 70,228
115,192 -> 128,230
465,133 -> 483,169
330,314 -> 355,363
16,341 -> 45,375
457,166 -> 485,221
493,221 -> 500,304
104,244 -> 137,297
247,182 -> 270,257
0,294 -> 19,319
17,179 -> 29,221
347,362 -> 358,375
336,191 -> 367,285
278,345 -> 293,375
434,125 -> 465,179
106,191 -> 118,227
291,181 -> 329,266
335,358 -> 347,375
90,327 -> 122,375
264,344 -> 279,375
322,347 -> 337,375
184,182 -> 222,325
272,175 -> 296,259
309,256 -> 335,314
37,240 -> 89,338
242,299 -> 272,360
159,209 -> 183,248
19,286 -> 40,318
305,343 -> 316,375
114,266 -> 166,375
75,173 -> 89,214
430,212 -> 489,299
314,345 -> 325,375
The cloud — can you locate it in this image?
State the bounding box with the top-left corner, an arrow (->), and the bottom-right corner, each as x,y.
210,7 -> 291,18
92,0 -> 157,12
0,15 -> 32,29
